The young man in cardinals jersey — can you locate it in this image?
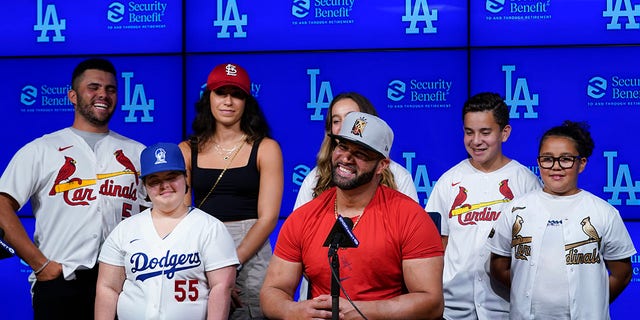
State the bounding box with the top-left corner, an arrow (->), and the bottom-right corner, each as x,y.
0,58 -> 149,319
425,92 -> 541,320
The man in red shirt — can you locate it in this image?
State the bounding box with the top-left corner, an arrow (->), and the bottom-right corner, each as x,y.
260,111 -> 444,319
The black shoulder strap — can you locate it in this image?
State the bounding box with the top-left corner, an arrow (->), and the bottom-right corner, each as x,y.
190,137 -> 198,169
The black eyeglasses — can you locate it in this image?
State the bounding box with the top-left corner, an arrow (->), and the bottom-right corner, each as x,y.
537,155 -> 581,169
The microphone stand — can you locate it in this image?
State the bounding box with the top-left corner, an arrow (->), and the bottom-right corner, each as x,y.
329,244 -> 340,320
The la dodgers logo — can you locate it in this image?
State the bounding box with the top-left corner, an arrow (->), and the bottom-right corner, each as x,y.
307,69 -> 333,121
34,0 -> 66,43
122,72 -> 154,123
603,0 -> 640,30
603,151 -> 640,206
503,65 -> 539,119
402,0 -> 438,34
214,0 -> 248,38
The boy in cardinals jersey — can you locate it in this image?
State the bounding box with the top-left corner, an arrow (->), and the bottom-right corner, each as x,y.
425,92 -> 541,320
0,58 -> 148,319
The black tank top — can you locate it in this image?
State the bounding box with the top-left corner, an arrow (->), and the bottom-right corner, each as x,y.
191,138 -> 262,222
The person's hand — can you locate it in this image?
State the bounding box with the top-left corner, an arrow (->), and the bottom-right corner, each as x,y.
338,296 -> 363,320
231,285 -> 243,311
285,294 -> 340,320
35,260 -> 62,281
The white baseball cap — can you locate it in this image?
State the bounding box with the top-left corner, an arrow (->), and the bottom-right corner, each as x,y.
329,111 -> 394,158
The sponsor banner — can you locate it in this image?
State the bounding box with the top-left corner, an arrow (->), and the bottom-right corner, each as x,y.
0,56 -> 183,216
472,0 -> 640,46
0,1 -> 181,56
186,50 -> 468,211
186,0 -> 466,52
471,47 -> 640,219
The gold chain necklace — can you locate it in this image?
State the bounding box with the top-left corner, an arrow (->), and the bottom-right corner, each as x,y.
213,134 -> 246,161
334,196 -> 364,230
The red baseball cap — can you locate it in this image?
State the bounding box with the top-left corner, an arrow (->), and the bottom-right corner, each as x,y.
206,63 -> 251,95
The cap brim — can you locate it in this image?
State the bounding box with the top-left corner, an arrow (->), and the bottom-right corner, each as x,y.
328,133 -> 385,158
207,81 -> 250,95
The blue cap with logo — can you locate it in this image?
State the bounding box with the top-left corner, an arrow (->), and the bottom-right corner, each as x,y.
140,142 -> 186,179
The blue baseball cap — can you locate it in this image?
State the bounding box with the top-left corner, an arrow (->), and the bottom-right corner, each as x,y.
140,142 -> 186,179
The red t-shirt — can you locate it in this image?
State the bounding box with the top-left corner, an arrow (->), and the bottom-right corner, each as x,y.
275,186 -> 443,301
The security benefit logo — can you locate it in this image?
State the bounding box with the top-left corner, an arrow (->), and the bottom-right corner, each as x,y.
20,83 -> 73,113
586,75 -> 640,107
291,0 -> 356,25
603,151 -> 640,206
34,0 -> 66,43
214,0 -> 247,38
484,0 -> 551,21
502,65 -> 539,119
107,1 -> 169,30
603,0 -> 640,30
306,68 -> 334,121
386,78 -> 453,109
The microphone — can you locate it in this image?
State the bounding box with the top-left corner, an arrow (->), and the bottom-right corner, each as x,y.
323,215 -> 359,256
0,228 -> 16,260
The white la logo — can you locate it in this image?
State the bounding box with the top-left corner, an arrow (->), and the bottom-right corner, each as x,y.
34,0 -> 66,43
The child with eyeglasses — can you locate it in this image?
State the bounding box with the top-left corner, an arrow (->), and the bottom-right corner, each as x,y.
487,120 -> 636,319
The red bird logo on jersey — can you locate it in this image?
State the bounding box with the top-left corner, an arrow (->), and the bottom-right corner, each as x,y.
114,150 -> 139,185
49,156 -> 76,195
499,179 -> 514,200
449,186 -> 470,218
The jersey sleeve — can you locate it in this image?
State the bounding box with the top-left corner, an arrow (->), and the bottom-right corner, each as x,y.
98,222 -> 126,267
425,178 -> 451,236
202,218 -> 239,271
486,202 -> 514,257
601,206 -> 637,260
0,142 -> 47,208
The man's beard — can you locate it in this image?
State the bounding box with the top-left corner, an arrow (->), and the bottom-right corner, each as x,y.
331,161 -> 379,190
76,97 -> 114,126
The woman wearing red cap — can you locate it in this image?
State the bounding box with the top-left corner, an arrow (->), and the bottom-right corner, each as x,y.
179,63 -> 283,320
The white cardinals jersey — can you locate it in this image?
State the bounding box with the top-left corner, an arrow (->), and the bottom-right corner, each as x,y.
99,208 -> 239,320
0,128 -> 149,284
426,159 -> 541,320
487,189 -> 636,320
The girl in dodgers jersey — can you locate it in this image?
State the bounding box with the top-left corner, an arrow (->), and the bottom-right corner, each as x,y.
487,121 -> 636,319
425,92 -> 541,320
96,143 -> 239,320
